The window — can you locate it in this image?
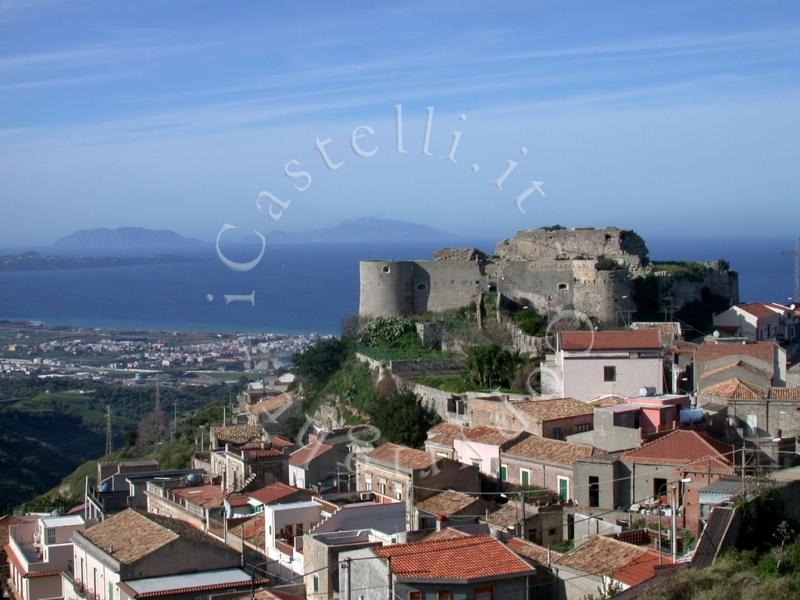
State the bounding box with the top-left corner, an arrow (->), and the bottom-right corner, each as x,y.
475,586 -> 494,600
365,474 -> 372,491
573,423 -> 591,433
500,465 -> 508,482
382,265 -> 391,273
552,426 -> 565,440
409,593 -> 423,600
603,366 -> 616,382
520,468 -> 531,487
313,574 -> 319,593
296,523 -> 304,537
437,592 -> 453,600
380,482 -> 387,496
472,460 -> 482,470
589,476 -> 600,508
395,484 -> 404,501
45,527 -> 56,545
557,476 -> 570,502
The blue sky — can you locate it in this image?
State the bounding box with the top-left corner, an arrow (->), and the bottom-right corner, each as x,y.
1,0 -> 799,245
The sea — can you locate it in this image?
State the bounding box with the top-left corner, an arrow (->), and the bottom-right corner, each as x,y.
0,237 -> 795,335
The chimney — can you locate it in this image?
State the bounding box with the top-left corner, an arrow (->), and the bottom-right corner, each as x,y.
435,514 -> 447,531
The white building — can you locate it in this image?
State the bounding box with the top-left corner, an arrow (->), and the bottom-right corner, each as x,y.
713,302 -> 798,342
7,514 -> 87,600
543,330 -> 665,401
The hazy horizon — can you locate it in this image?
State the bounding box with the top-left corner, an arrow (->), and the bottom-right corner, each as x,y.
2,1 -> 800,246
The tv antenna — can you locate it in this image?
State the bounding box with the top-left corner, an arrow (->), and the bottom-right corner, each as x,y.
783,237 -> 800,302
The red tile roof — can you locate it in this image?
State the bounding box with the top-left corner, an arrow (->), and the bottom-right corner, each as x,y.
612,548 -> 672,586
737,303 -> 778,319
504,435 -> 597,466
768,387 -> 800,400
621,430 -> 733,466
506,537 -> 562,565
173,484 -> 224,508
288,442 -> 333,467
247,482 -> 305,505
362,442 -> 436,471
701,378 -> 765,400
462,426 -> 525,447
556,535 -> 671,583
559,331 -> 662,351
426,422 -> 468,447
700,360 -> 771,381
696,340 -> 777,366
374,535 -> 534,581
515,398 -> 595,421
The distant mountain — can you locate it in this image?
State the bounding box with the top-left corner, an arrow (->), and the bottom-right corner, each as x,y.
53,227 -> 207,255
270,217 -> 462,243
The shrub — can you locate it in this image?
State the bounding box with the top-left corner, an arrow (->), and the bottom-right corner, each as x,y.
359,316 -> 416,347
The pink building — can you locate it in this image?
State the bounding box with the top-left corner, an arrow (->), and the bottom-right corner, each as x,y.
6,514 -> 88,600
452,426 -> 528,478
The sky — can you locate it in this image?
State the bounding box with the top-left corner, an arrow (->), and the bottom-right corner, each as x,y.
1,0 -> 799,246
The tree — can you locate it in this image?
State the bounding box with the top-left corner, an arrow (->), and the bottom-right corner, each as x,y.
369,389 -> 440,448
463,345 -> 526,389
137,410 -> 166,450
292,338 -> 351,389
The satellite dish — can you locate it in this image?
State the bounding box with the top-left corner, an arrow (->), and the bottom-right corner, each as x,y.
791,303 -> 797,311
713,330 -> 720,338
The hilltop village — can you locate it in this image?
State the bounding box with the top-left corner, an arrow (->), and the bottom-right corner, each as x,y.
3,226 -> 800,600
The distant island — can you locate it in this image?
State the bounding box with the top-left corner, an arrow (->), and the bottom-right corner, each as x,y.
269,217 -> 463,244
0,251 -> 193,272
54,226 -> 207,255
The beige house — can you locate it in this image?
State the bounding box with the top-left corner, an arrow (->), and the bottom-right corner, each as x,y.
354,443 -> 481,530
63,509 -> 253,600
469,396 -> 594,440
542,330 -> 665,401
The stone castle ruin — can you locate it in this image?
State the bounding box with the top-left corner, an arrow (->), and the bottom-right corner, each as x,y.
359,226 -> 739,326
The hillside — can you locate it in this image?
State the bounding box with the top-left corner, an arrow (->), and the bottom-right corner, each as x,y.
0,377 -> 231,513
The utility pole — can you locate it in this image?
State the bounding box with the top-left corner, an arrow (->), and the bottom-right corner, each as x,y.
782,237 -> 800,302
105,405 -> 112,455
171,398 -> 178,443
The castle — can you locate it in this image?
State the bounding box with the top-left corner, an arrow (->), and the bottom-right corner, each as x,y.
359,226 -> 739,326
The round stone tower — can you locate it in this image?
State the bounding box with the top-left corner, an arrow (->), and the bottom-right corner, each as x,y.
359,260 -> 417,317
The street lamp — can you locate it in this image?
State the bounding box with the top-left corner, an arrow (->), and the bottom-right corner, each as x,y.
671,477 -> 693,562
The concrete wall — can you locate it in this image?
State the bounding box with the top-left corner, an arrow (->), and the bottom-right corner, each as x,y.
394,577 -> 531,600
407,383 -> 469,425
338,546 -> 388,600
567,410 -> 641,452
501,455 -> 577,500
557,355 -> 664,401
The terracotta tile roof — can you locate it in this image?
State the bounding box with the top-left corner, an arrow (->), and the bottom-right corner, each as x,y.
621,430 -> 733,466
374,535 -> 534,581
268,436 -> 295,450
79,509 -> 231,565
415,490 -> 479,516
246,482 -> 305,505
245,393 -> 293,415
700,360 -> 771,381
555,535 -> 670,580
701,378 -> 765,400
559,330 -> 662,351
211,424 -> 263,446
483,502 -> 537,528
426,422 -> 469,446
504,435 -> 596,466
418,527 -> 473,542
288,442 -> 333,467
737,303 -> 777,319
507,537 -> 562,565
0,515 -> 36,551
696,340 -> 777,366
362,442 -> 436,471
515,398 -> 594,422
768,387 -> 800,400
612,548 -> 672,586
462,426 -> 525,447
228,515 -> 265,547
172,484 -> 224,508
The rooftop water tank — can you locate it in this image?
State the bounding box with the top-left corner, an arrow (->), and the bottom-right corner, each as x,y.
638,386 -> 657,397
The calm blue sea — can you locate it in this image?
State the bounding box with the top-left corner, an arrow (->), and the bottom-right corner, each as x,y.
0,237 -> 795,335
